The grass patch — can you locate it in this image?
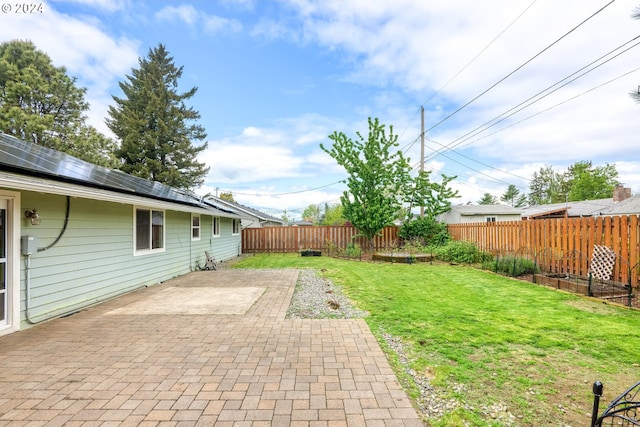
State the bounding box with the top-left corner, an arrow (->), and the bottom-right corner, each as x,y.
234,254 -> 640,426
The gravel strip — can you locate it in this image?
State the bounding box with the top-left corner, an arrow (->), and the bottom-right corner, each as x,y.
286,268 -> 368,319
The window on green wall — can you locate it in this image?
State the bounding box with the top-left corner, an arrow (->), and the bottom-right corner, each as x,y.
192,214 -> 200,240
212,217 -> 220,237
232,219 -> 240,235
135,208 -> 165,254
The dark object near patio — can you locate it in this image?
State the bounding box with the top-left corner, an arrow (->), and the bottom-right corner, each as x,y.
300,250 -> 321,257
591,380 -> 640,426
201,251 -> 218,270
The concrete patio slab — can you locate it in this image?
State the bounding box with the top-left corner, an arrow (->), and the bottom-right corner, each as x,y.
0,269 -> 424,426
106,287 -> 267,316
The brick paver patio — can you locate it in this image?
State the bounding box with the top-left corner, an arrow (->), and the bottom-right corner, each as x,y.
0,269 -> 424,426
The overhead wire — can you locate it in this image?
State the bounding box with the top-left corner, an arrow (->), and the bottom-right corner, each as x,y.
225,179 -> 345,197
456,65 -> 640,147
420,0 -> 539,108
423,0 -> 617,134
427,33 -> 640,160
414,65 -> 640,190
397,0 -> 538,153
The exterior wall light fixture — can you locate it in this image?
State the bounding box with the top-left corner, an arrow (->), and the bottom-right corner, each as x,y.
25,209 -> 41,225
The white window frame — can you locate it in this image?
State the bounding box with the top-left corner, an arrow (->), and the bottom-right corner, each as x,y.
232,218 -> 240,235
134,207 -> 166,255
191,214 -> 201,241
212,216 -> 220,238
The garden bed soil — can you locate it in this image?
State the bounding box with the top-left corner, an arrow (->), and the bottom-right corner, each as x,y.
372,252 -> 435,264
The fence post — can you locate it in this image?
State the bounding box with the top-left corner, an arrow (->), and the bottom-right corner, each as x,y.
591,381 -> 603,427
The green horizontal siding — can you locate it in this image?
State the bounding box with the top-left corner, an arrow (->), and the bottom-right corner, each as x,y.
18,191 -> 240,326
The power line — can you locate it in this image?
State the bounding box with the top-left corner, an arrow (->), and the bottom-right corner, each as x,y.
225,179 -> 345,197
429,33 -> 640,158
456,65 -> 640,147
398,1 -> 538,153
424,0 -> 617,134
425,137 -> 531,183
420,0 -> 539,108
414,65 -> 640,189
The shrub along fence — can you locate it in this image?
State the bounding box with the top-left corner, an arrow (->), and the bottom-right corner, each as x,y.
448,215 -> 640,289
242,225 -> 399,253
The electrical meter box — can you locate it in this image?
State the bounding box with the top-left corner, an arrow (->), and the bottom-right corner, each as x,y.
21,235 -> 38,255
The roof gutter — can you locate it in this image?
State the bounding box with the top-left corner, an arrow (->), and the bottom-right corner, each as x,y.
0,171 -> 239,218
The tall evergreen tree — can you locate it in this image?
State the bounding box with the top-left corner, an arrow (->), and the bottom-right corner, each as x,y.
107,44 -> 208,190
477,192 -> 498,205
0,40 -> 117,167
528,165 -> 565,205
501,184 -> 528,207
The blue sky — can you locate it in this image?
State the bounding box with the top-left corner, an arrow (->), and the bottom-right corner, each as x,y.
2,0 -> 640,220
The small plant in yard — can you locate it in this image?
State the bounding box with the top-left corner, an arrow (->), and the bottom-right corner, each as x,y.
490,255 -> 540,277
324,239 -> 340,257
433,240 -> 492,264
395,240 -> 426,255
345,241 -> 362,258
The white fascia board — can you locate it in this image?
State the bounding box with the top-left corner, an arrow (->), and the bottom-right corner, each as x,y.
0,171 -> 239,218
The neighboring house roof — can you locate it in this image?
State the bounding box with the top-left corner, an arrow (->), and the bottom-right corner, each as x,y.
450,204 -> 523,216
598,194 -> 640,216
521,199 -> 614,219
292,220 -> 314,226
207,196 -> 284,225
0,132 -> 239,218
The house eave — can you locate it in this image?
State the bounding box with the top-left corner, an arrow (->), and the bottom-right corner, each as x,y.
0,171 -> 239,218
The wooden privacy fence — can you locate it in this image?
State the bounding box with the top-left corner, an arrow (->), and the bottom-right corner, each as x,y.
242,225 -> 399,253
448,215 -> 640,286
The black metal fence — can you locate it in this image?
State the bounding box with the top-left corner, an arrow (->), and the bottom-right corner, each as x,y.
484,247 -> 638,308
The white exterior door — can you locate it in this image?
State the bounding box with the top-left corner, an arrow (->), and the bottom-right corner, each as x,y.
0,199 -> 7,326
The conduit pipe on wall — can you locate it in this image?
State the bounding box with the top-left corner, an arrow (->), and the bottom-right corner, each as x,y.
25,196 -> 71,323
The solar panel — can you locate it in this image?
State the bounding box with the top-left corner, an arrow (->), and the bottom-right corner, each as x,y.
0,132 -> 202,206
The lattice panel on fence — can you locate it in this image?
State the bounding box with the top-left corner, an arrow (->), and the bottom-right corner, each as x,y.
590,245 -> 616,281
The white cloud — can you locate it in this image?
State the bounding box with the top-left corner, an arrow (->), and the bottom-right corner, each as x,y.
201,114 -> 347,186
154,5 -> 242,35
155,5 -> 199,25
250,19 -> 297,41
203,15 -> 243,34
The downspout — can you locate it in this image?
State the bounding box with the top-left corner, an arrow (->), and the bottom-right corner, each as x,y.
25,196 -> 71,324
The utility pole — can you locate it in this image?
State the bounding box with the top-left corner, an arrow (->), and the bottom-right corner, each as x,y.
420,106 -> 425,218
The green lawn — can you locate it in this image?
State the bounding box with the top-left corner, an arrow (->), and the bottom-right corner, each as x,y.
234,254 -> 640,426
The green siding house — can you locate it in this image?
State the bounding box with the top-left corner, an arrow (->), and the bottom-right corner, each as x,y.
0,133 -> 241,336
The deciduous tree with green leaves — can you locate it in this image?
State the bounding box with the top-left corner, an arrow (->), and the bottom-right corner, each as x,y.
404,170 -> 459,220
321,117 -> 457,248
302,204 -> 322,224
219,191 -> 235,202
321,203 -> 346,226
566,161 -> 619,201
0,40 -> 117,167
107,43 -> 208,190
528,161 -> 619,205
